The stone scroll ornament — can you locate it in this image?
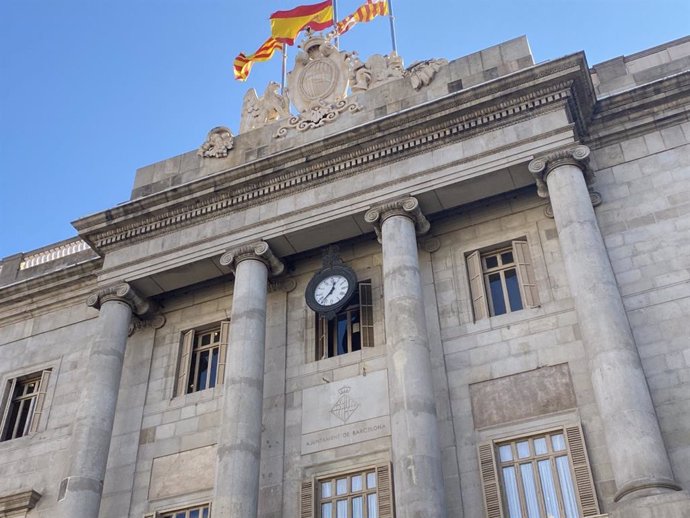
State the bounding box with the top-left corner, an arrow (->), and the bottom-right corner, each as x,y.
275,30 -> 362,138
197,126 -> 234,158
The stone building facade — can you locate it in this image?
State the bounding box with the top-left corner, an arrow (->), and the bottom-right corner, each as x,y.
1,33 -> 689,518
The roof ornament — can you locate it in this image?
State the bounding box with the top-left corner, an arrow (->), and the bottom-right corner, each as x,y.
197,126 -> 234,158
240,81 -> 291,133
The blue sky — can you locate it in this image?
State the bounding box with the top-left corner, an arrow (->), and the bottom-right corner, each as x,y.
1,0 -> 688,258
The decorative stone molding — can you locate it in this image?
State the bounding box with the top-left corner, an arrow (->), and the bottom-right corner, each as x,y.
528,145 -> 593,198
420,236 -> 441,253
240,82 -> 290,134
614,477 -> 682,503
407,58 -> 448,90
543,190 -> 602,218
220,241 -> 285,277
0,489 -> 41,518
348,51 -> 405,92
365,196 -> 431,242
269,278 -> 297,293
275,99 -> 362,138
128,314 -> 167,336
86,282 -> 164,325
198,127 -> 234,158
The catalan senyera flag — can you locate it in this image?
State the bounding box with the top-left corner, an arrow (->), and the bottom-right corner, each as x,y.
270,0 -> 334,45
335,0 -> 389,36
233,37 -> 283,81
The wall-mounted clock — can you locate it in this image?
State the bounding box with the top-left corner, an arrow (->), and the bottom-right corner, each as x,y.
305,246 -> 357,319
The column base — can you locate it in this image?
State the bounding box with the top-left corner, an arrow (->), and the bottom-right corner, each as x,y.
609,490 -> 690,518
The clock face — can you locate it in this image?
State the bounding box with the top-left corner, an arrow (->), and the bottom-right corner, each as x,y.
314,275 -> 350,307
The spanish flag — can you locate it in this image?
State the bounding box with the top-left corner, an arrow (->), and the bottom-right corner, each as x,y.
336,0 -> 388,36
233,37 -> 283,81
270,0 -> 334,45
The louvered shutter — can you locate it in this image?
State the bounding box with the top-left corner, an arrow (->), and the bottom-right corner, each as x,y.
477,442 -> 504,518
565,424 -> 601,516
360,282 -> 374,348
217,321 -> 231,385
467,251 -> 487,321
300,478 -> 315,518
29,370 -> 51,433
0,378 -> 17,438
376,463 -> 395,518
317,316 -> 328,360
512,240 -> 540,308
176,330 -> 194,396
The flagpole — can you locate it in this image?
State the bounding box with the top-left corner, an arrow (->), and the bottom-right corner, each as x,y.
332,0 -> 339,49
388,0 -> 398,53
281,45 -> 288,94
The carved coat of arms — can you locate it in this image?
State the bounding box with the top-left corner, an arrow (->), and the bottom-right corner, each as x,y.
330,386 -> 360,423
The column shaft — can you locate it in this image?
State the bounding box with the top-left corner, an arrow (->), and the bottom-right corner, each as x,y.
380,214 -> 447,517
214,258 -> 268,517
546,163 -> 678,500
58,299 -> 132,518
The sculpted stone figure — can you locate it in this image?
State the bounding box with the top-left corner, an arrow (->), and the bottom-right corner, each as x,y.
197,126 -> 234,158
407,58 -> 449,90
348,51 -> 405,92
239,81 -> 291,134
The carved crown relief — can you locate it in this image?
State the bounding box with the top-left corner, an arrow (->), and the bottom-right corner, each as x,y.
198,126 -> 234,158
240,81 -> 290,133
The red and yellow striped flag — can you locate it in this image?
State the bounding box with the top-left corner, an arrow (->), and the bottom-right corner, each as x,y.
233,37 -> 283,81
270,0 -> 334,45
336,0 -> 388,36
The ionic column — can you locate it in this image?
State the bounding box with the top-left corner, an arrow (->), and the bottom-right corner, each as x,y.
529,146 -> 682,502
214,242 -> 284,518
365,198 -> 447,518
58,283 -> 163,518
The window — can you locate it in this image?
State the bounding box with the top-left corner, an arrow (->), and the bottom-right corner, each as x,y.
0,370 -> 51,441
145,503 -> 210,518
176,322 -> 229,396
478,425 -> 600,518
316,281 -> 374,360
301,464 -> 394,518
467,240 -> 539,320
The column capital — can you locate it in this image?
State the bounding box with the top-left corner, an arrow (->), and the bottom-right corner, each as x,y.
220,240 -> 285,277
528,145 -> 593,198
86,282 -> 162,323
364,196 -> 430,241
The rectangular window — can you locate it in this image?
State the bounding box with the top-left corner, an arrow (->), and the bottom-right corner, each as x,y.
145,503 -> 211,518
176,322 -> 229,396
478,425 -> 600,518
467,240 -> 539,321
0,370 -> 51,441
301,464 -> 394,518
316,281 -> 374,360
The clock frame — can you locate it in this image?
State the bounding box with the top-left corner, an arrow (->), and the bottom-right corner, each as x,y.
305,264 -> 358,319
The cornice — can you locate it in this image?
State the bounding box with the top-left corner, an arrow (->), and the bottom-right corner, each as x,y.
74,53 -> 595,254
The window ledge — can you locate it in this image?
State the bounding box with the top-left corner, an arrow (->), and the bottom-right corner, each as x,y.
0,489 -> 41,517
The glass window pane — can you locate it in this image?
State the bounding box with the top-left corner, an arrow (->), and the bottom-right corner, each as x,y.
209,348 -> 219,388
505,269 -> 524,312
351,310 -> 361,352
336,315 -> 348,355
202,508 -> 209,518
534,437 -> 547,455
336,499 -> 347,518
551,434 -> 566,452
517,441 -> 530,458
200,334 -> 211,346
501,251 -> 514,264
189,510 -> 199,518
336,478 -> 347,495
368,494 -> 378,518
556,456 -> 580,518
538,459 -> 561,518
352,474 -> 363,492
501,466 -> 523,518
353,496 -> 363,518
485,255 -> 499,269
520,463 -> 541,518
321,481 -> 332,498
499,444 -> 513,462
175,513 -> 185,518
489,273 -> 507,315
367,472 -> 376,489
197,350 -> 209,390
322,503 -> 333,518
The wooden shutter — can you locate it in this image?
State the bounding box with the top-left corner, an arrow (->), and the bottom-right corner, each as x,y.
217,321 -> 231,386
467,250 -> 487,321
512,240 -> 540,308
565,424 -> 601,516
477,442 -> 504,518
29,369 -> 51,433
360,281 -> 374,348
300,478 -> 315,518
0,378 -> 17,438
376,463 -> 395,518
176,330 -> 194,396
317,316 -> 328,360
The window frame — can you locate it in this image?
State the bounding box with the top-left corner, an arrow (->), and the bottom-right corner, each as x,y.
467,239 -> 539,321
175,321 -> 230,397
478,424 -> 600,518
144,501 -> 211,518
0,369 -> 52,442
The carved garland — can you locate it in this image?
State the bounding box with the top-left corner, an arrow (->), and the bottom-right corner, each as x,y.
90,82 -> 577,251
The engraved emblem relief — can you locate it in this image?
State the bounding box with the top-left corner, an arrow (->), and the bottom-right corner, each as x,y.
240,81 -> 290,133
197,126 -> 234,158
330,385 -> 360,424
